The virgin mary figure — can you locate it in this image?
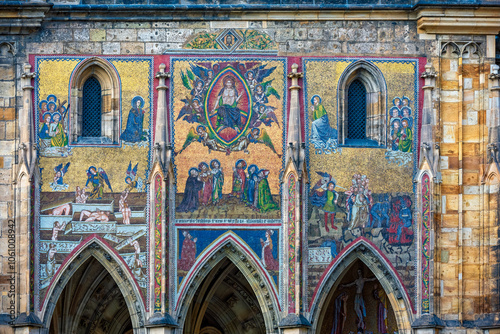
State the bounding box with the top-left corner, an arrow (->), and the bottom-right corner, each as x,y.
310,95 -> 337,143
121,96 -> 146,142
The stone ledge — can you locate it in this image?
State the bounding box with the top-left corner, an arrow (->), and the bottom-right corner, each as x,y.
412,314 -> 446,329
476,313 -> 500,329
11,312 -> 43,328
145,313 -> 178,328
416,7 -> 500,34
278,314 -> 311,328
0,2 -> 52,35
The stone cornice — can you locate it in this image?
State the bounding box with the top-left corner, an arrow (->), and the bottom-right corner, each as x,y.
0,2 -> 52,35
416,7 -> 500,34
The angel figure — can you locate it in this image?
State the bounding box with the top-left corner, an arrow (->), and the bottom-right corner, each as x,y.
232,127 -> 280,157
124,161 -> 143,192
177,125 -> 226,155
252,104 -> 280,128
176,97 -> 204,124
249,65 -> 280,99
50,162 -> 70,191
85,166 -> 112,199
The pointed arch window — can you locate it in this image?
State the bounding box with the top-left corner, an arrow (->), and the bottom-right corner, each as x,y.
81,76 -> 102,138
70,57 -> 121,146
347,79 -> 367,142
338,60 -> 387,147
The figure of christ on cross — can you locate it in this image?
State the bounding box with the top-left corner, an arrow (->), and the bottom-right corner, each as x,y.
340,268 -> 377,331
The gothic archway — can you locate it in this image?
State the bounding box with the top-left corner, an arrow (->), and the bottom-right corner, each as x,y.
41,237 -> 146,334
309,238 -> 413,334
175,233 -> 280,334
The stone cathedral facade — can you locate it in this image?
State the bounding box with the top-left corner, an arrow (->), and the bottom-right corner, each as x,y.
0,1 -> 500,334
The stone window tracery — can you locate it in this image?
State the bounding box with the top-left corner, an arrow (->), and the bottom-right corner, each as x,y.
338,60 -> 387,147
69,57 -> 120,145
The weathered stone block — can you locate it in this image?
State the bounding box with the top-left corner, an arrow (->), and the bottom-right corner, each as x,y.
0,66 -> 14,81
64,42 -> 102,54
4,121 -> 14,140
113,22 -> 151,29
90,29 -> 106,42
106,29 -> 137,42
165,29 -> 194,43
102,42 -> 121,55
145,42 -> 182,54
137,29 -> 167,42
0,108 -> 15,121
120,42 -> 145,54
74,28 -> 90,42
274,28 -> 294,42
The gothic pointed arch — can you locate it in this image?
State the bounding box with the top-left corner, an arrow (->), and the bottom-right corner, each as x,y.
175,232 -> 281,333
41,236 -> 146,333
309,237 -> 413,334
69,56 -> 121,145
337,59 -> 387,147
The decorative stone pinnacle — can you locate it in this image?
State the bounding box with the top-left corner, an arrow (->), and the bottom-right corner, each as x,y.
21,64 -> 36,81
489,64 -> 500,81
421,62 -> 437,79
288,63 -> 303,80
156,63 -> 170,80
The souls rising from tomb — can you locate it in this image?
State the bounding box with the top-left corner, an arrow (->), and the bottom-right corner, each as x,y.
38,94 -> 72,157
121,96 -> 149,147
175,60 -> 281,156
386,96 -> 414,166
50,162 -> 70,191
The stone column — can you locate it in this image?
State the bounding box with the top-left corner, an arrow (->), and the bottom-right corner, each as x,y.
286,63 -> 303,165
420,60 -> 439,176
488,64 -> 500,162
280,64 -> 310,333
154,63 -> 171,171
147,64 -> 177,333
11,64 -> 42,333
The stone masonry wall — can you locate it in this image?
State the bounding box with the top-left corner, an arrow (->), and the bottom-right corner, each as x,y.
0,9 -> 497,332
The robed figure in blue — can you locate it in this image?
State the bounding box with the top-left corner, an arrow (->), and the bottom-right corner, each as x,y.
122,96 -> 146,142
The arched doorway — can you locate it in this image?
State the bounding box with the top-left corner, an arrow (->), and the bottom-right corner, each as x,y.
175,234 -> 280,334
309,238 -> 413,334
49,257 -> 133,334
183,258 -> 266,334
316,260 -> 399,334
41,239 -> 147,334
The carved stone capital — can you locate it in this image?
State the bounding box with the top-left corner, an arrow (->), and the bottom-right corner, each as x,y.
421,61 -> 437,88
288,63 -> 303,90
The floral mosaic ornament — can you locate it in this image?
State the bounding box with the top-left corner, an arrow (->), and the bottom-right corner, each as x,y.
154,175 -> 162,313
184,29 -> 277,52
421,173 -> 431,313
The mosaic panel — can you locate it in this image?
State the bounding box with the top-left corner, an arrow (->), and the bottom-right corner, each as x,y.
34,56 -> 154,310
421,173 -> 431,314
171,57 -> 286,221
304,57 -> 422,308
175,227 -> 280,288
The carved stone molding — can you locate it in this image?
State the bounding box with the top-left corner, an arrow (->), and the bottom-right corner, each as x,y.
0,3 -> 51,35
440,41 -> 483,59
